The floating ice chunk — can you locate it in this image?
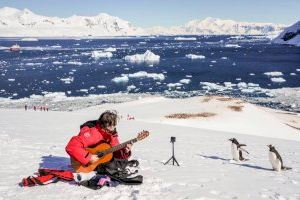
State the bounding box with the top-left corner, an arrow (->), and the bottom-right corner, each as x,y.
91,51 -> 113,59
127,85 -> 136,91
225,44 -> 241,48
224,82 -> 236,88
97,85 -> 106,89
51,45 -> 62,48
167,83 -> 183,88
25,63 -> 42,66
264,71 -> 283,76
67,61 -> 82,65
60,77 -> 74,84
42,80 -> 50,84
200,82 -> 226,91
271,77 -> 286,83
211,60 -> 217,63
296,69 -> 300,72
249,73 -> 255,76
179,79 -> 191,84
221,57 -> 228,59
78,89 -> 88,93
237,82 -> 248,88
8,79 -> 15,82
124,50 -> 160,63
21,38 -> 39,41
104,47 -> 117,52
128,71 -> 165,81
174,37 -> 197,41
53,61 -> 63,65
290,73 -> 296,76
185,54 -> 205,59
112,76 -> 129,83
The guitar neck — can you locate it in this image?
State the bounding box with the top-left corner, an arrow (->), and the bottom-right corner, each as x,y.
103,138 -> 138,155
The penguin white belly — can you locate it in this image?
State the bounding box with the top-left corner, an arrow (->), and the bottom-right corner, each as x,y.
231,144 -> 239,161
269,152 -> 282,171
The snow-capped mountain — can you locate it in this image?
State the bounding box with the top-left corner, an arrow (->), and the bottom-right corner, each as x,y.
0,7 -> 145,37
272,21 -> 300,46
0,7 -> 286,37
149,17 -> 286,35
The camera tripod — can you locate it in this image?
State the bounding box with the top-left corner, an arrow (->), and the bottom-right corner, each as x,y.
164,138 -> 179,166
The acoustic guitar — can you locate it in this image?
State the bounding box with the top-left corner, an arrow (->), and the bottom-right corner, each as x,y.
71,130 -> 149,173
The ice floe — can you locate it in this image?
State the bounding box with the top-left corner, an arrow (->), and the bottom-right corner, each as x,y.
128,71 -> 165,81
225,44 -> 241,48
271,77 -> 286,83
104,47 -> 117,52
264,71 -> 283,76
185,54 -> 205,59
174,37 -> 197,41
60,77 -> 74,84
67,61 -> 82,65
91,51 -> 113,59
112,76 -> 129,84
124,50 -> 160,63
179,79 -> 191,84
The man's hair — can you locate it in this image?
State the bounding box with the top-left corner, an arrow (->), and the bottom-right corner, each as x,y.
98,110 -> 118,128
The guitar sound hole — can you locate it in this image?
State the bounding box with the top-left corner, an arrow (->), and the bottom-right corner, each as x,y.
97,152 -> 104,158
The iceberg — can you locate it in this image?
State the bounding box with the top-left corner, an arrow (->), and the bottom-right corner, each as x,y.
124,50 -> 160,63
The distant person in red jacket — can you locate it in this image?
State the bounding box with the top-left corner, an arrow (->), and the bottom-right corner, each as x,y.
65,110 -> 132,167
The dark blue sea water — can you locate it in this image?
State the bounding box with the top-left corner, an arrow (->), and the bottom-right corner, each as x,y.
0,35 -> 299,99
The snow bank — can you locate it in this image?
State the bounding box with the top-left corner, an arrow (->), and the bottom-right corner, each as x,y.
185,54 -> 205,59
124,50 -> 160,63
91,51 -> 113,59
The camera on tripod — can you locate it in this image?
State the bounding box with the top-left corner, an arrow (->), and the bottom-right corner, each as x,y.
164,136 -> 179,166
170,136 -> 176,143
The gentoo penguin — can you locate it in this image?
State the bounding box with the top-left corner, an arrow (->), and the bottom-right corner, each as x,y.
229,138 -> 249,161
268,145 -> 291,171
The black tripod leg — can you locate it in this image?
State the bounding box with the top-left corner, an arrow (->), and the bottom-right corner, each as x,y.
164,157 -> 173,165
173,157 -> 180,166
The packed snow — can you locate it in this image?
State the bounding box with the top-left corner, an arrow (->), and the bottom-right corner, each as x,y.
0,95 -> 299,200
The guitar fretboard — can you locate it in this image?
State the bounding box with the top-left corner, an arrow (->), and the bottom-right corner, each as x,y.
101,138 -> 138,155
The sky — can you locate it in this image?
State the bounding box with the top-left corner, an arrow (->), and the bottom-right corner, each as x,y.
0,0 -> 299,27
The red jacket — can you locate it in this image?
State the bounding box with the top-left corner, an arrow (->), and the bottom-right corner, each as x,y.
65,123 -> 131,165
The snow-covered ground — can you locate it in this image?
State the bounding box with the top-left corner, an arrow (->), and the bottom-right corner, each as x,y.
0,95 -> 300,199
